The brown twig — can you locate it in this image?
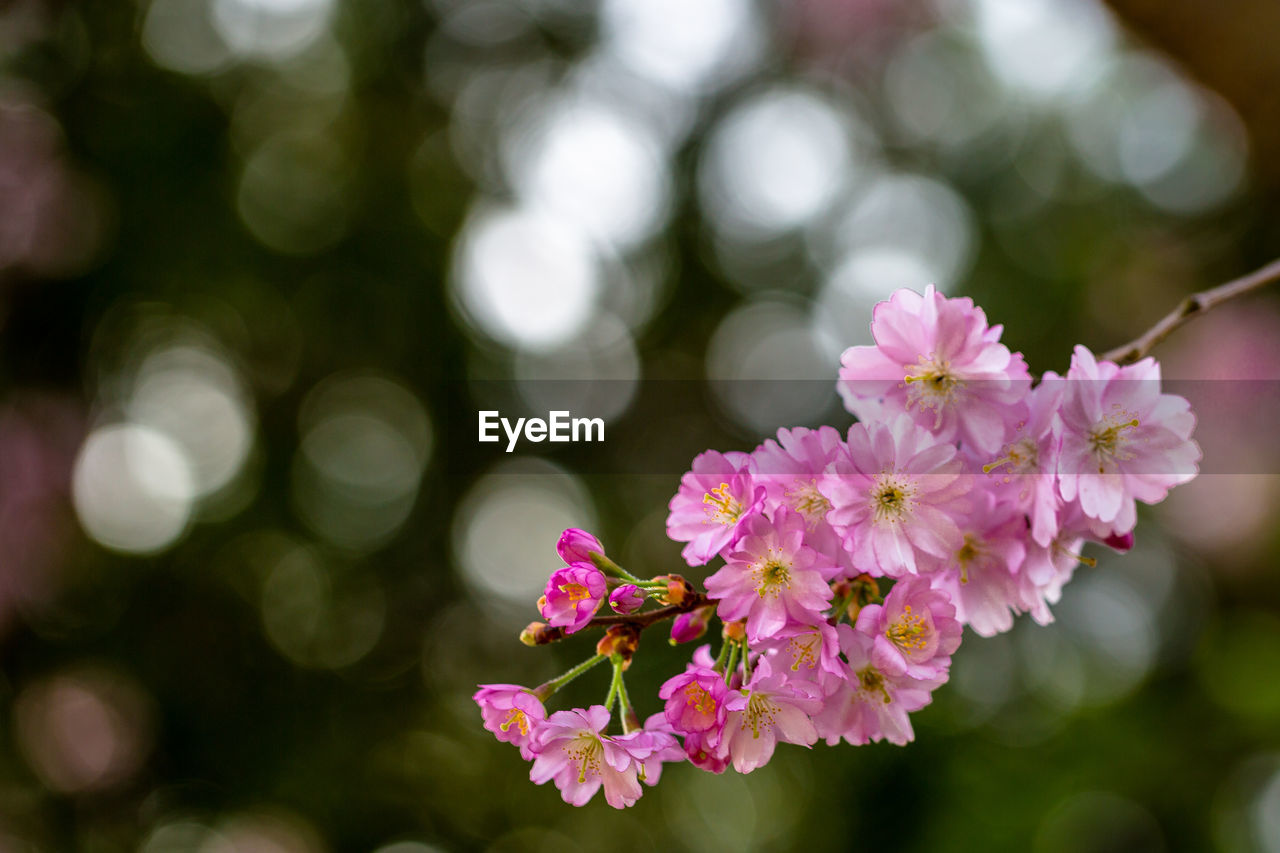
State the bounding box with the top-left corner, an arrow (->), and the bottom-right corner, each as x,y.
1101,257 -> 1280,364
525,592 -> 712,646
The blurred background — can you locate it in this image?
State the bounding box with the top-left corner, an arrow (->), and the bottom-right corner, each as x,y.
1,0 -> 1279,849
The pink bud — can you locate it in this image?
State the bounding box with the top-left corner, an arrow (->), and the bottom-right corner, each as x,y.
670,606 -> 713,645
556,528 -> 605,564
1102,531 -> 1135,552
609,584 -> 644,615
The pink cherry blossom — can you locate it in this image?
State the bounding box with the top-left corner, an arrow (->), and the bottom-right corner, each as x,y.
473,684 -> 547,759
721,657 -> 821,773
756,620 -> 844,682
539,562 -> 607,634
612,714 -> 686,786
704,508 -> 835,641
856,576 -> 962,680
836,285 -> 1031,455
822,414 -> 971,576
926,492 -> 1028,637
529,705 -> 645,808
751,425 -> 851,577
658,667 -> 730,737
1057,346 -> 1200,532
813,624 -> 941,747
667,450 -> 767,566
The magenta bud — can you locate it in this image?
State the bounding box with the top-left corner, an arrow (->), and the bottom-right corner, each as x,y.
669,606 -> 713,645
1102,531 -> 1135,552
556,528 -> 605,564
609,584 -> 644,615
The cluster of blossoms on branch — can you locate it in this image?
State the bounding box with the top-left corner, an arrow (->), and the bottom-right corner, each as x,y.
475,285 -> 1200,809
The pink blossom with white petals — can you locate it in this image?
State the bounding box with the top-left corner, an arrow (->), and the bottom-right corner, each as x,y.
837,285 -> 1031,455
926,493 -> 1028,637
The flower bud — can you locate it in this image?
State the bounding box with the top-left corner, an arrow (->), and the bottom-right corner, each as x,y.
519,621 -> 564,646
656,574 -> 692,606
557,528 -> 605,564
1102,531 -> 1134,553
669,605 -> 713,645
596,624 -> 641,666
721,619 -> 746,642
609,584 -> 644,615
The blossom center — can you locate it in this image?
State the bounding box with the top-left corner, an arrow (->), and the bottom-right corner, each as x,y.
870,475 -> 916,524
743,692 -> 780,739
956,534 -> 983,584
856,665 -> 892,704
559,582 -> 591,601
753,551 -> 792,597
786,631 -> 820,672
1087,411 -> 1140,472
499,707 -> 530,736
984,437 -> 1040,475
684,683 -> 717,717
786,479 -> 831,525
565,733 -> 604,784
703,482 -> 744,526
904,355 -> 963,423
886,604 -> 933,659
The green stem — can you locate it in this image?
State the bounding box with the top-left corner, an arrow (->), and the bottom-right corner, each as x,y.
713,638 -> 733,673
616,664 -> 640,734
723,642 -> 740,685
533,654 -> 606,701
604,656 -> 624,712
741,638 -> 753,683
590,553 -> 646,585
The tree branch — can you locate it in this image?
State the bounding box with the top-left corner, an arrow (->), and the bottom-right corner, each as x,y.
1101,257 -> 1280,364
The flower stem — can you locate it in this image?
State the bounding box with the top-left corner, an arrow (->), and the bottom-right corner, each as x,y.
713,638 -> 733,673
533,654 -> 606,701
604,656 -> 624,712
615,661 -> 640,734
590,553 -> 646,585
741,638 -> 753,683
723,642 -> 740,685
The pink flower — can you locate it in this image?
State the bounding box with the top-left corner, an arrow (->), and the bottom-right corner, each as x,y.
529,705 -> 646,808
658,667 -> 730,737
539,562 -> 607,634
721,657 -> 822,773
856,576 -> 962,680
974,373 -> 1064,547
926,493 -> 1028,637
812,624 -> 941,747
756,620 -> 844,683
473,684 -> 547,759
704,509 -> 835,641
667,450 -> 766,566
1057,346 -> 1199,532
608,584 -> 644,615
751,426 -> 851,577
557,528 -> 605,564
837,285 -> 1031,455
822,414 -> 971,576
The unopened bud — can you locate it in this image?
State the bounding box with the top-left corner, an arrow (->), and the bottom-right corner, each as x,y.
656,574 -> 692,606
596,624 -> 641,666
722,620 -> 746,642
519,621 -> 563,646
669,605 -> 713,645
557,528 -> 605,564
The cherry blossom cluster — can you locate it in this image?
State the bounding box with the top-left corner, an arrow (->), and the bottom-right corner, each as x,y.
475,285 -> 1200,809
